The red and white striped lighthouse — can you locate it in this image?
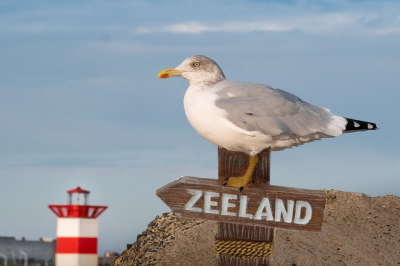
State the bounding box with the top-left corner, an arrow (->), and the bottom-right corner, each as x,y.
49,186 -> 108,266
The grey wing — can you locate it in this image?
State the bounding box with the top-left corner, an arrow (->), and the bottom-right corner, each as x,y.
215,80 -> 346,138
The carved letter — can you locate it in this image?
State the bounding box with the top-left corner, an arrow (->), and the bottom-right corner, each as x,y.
294,201 -> 312,225
221,194 -> 237,216
204,191 -> 220,214
275,199 -> 294,223
239,195 -> 253,219
254,198 -> 273,221
184,189 -> 202,212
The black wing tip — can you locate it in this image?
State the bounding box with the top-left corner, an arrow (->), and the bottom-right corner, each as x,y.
344,117 -> 380,132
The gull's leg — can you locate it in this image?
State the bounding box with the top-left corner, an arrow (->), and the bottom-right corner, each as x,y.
225,155 -> 259,189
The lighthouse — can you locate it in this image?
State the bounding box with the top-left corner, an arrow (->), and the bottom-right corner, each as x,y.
49,187 -> 108,266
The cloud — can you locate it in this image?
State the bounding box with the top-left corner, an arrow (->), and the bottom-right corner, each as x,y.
134,12 -> 400,35
137,21 -> 292,34
0,23 -> 122,34
1,23 -> 75,33
375,27 -> 400,34
2,3 -> 399,36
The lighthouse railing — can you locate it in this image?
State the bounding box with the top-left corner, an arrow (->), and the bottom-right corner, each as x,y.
48,205 -> 107,218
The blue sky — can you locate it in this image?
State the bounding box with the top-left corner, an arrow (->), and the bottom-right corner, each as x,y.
0,0 -> 399,255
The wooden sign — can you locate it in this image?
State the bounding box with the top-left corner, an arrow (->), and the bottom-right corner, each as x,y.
157,175 -> 326,231
157,148 -> 327,266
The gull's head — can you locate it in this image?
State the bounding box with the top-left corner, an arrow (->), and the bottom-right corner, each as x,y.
157,55 -> 225,86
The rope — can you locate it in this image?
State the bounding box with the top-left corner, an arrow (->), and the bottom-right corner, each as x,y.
214,239 -> 272,259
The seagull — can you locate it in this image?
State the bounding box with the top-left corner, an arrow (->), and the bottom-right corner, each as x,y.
158,55 -> 379,189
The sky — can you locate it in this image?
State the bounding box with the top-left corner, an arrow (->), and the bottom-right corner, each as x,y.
0,0 -> 399,256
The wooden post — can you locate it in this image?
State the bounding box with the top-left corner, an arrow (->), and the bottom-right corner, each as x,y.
216,147 -> 273,266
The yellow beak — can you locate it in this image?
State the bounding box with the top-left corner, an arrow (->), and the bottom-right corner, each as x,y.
157,68 -> 184,79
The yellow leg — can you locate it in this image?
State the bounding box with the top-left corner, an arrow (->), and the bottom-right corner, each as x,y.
225,155 -> 259,189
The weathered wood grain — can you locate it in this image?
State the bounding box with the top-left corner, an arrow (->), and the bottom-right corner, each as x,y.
156,176 -> 326,231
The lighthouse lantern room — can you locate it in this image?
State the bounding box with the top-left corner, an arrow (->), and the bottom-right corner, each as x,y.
49,187 -> 108,266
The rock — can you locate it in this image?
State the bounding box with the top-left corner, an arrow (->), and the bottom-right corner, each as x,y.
112,190 -> 400,266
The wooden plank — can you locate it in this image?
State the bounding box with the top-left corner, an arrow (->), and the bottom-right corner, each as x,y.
156,175 -> 326,231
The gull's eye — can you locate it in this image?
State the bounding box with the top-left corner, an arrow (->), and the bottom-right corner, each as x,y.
193,62 -> 200,67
